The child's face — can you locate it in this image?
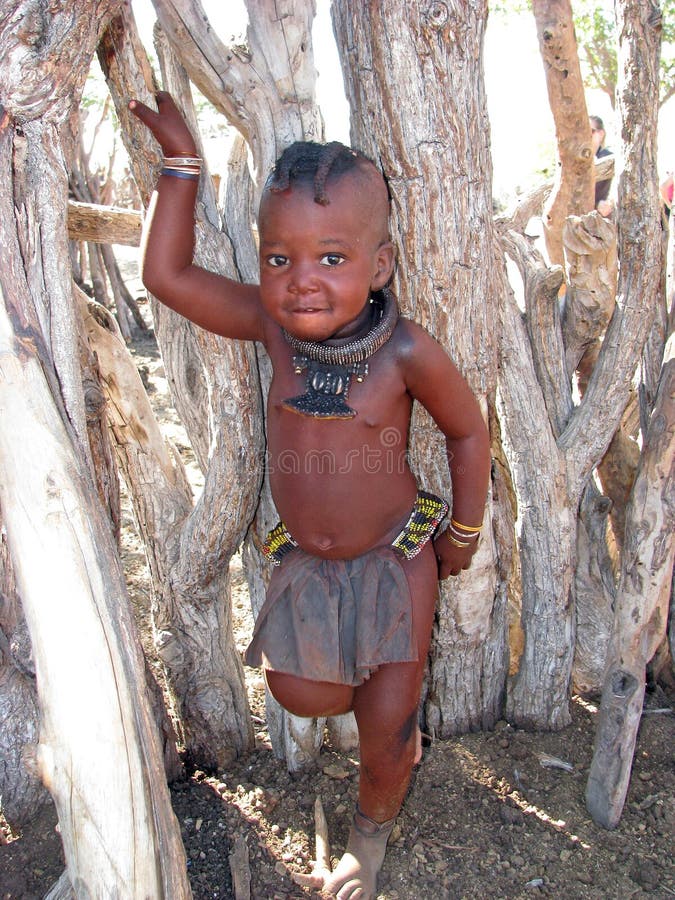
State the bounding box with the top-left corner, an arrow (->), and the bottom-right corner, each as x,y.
258,174 -> 394,342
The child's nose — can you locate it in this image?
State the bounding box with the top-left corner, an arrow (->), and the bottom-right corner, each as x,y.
288,261 -> 318,294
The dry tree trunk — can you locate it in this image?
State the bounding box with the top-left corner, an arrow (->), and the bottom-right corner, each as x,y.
532,0 -> 595,268
583,0 -> 668,827
586,339 -> 674,828
0,514 -> 50,829
496,0 -> 662,729
99,0 -> 331,769
0,1 -> 190,888
0,282 -> 189,895
332,0 -> 508,735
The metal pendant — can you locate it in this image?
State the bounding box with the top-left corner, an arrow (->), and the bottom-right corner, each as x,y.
282,357 -> 367,419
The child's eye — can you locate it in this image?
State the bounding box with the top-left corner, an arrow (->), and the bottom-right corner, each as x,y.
266,255 -> 288,268
320,254 -> 345,267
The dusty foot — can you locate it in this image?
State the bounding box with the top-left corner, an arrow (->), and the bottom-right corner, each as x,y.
292,806 -> 396,899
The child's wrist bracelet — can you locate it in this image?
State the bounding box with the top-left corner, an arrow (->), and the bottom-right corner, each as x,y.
163,155 -> 202,167
160,167 -> 200,181
447,532 -> 472,548
450,517 -> 482,534
447,523 -> 479,542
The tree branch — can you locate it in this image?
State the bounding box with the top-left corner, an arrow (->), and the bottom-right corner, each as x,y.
560,0 -> 663,501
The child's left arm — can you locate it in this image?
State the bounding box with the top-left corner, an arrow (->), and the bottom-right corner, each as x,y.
400,321 -> 491,579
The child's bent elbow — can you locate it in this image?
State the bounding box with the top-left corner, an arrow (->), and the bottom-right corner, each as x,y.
139,264 -> 165,300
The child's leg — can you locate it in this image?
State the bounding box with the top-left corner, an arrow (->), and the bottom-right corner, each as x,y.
322,542 -> 439,898
264,669 -> 354,718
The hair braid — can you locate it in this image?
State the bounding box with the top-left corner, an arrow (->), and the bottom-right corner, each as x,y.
268,140 -> 367,205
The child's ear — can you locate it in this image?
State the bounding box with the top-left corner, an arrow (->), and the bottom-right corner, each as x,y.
371,241 -> 395,290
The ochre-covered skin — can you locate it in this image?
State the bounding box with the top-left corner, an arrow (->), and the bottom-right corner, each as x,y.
130,92 -> 491,899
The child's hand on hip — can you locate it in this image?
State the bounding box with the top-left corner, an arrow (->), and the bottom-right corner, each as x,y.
128,91 -> 198,157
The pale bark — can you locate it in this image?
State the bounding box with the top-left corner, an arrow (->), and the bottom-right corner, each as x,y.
151,0 -> 323,183
67,200 -> 142,246
0,285 -> 190,895
0,516 -> 50,828
586,339 -> 675,828
79,285 -> 255,766
533,0 -> 595,268
0,5 -> 190,888
562,212 -> 618,376
332,0 -> 508,735
573,484 -> 616,693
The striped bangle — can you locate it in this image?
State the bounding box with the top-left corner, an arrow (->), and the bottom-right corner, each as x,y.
163,156 -> 202,167
160,167 -> 199,181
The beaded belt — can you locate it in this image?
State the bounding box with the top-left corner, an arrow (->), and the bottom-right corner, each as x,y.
262,491 -> 448,566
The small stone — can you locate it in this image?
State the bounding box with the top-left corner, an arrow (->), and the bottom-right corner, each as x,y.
511,854 -> 525,868
499,804 -> 522,826
631,860 -> 660,890
323,764 -> 351,780
271,824 -> 280,834
215,782 -> 228,794
559,849 -> 572,862
576,870 -> 593,885
335,803 -> 347,816
195,818 -> 203,831
274,861 -> 287,877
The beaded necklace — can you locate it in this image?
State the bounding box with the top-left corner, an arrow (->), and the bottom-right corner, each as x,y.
282,287 -> 398,418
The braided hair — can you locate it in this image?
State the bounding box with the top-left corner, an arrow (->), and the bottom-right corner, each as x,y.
267,141 -> 374,206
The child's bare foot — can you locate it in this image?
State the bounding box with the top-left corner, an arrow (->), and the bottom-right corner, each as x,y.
321,806 -> 396,899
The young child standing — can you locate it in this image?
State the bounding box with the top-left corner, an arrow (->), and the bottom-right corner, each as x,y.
130,92 -> 491,900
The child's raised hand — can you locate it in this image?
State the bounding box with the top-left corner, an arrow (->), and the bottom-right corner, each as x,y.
128,91 -> 198,157
434,530 -> 480,579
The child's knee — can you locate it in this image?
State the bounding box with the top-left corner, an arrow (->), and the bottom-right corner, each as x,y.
264,669 -> 354,717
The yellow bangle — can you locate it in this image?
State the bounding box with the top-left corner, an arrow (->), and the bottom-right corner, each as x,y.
451,517 -> 482,534
447,533 -> 472,548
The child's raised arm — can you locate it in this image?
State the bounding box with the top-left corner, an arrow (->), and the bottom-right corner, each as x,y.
129,93 -> 263,341
399,320 -> 491,579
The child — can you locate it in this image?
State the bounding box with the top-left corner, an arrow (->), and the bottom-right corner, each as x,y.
130,92 -> 490,899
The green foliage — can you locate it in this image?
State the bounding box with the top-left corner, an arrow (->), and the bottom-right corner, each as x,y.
490,0 -> 675,106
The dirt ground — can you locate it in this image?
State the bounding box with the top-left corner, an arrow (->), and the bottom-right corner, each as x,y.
1,315 -> 673,900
